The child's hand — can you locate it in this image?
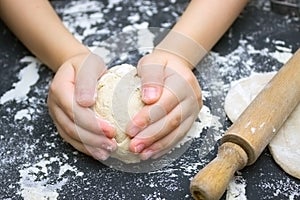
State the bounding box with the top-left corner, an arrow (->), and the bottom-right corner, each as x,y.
47,53 -> 117,161
127,49 -> 203,160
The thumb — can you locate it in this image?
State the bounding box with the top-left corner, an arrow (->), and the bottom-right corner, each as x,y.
137,54 -> 165,104
75,53 -> 106,107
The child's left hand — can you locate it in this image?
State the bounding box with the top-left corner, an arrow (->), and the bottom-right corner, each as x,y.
127,49 -> 203,160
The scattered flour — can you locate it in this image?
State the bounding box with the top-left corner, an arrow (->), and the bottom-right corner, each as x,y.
0,0 -> 298,199
269,51 -> 293,64
226,175 -> 247,200
136,27 -> 155,53
18,157 -> 83,200
0,56 -> 40,104
14,108 -> 34,121
107,0 -> 123,8
88,46 -> 111,63
177,104 -> 223,148
61,1 -> 105,43
258,177 -> 300,200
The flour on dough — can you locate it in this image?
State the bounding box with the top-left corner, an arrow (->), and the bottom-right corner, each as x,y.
94,64 -> 144,163
224,72 -> 300,179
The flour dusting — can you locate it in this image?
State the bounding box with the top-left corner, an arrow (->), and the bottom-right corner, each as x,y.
18,157 -> 83,200
0,56 -> 40,104
14,108 -> 33,121
258,177 -> 300,200
226,175 -> 247,200
177,104 -> 222,148
0,0 -> 298,199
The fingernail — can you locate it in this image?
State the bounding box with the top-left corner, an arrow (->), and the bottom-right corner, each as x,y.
94,151 -> 109,161
101,144 -> 116,152
143,87 -> 158,101
134,144 -> 145,153
100,120 -> 116,137
77,91 -> 94,106
141,150 -> 154,160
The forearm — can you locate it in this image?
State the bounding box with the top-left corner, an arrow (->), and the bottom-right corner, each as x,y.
156,0 -> 249,67
0,0 -> 89,71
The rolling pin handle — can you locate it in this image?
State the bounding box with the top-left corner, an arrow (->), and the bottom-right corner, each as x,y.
190,142 -> 248,200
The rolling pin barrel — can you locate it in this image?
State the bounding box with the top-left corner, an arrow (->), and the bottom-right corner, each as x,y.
190,48 -> 300,200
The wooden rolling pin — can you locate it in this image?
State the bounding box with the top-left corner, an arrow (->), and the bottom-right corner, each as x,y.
190,48 -> 300,200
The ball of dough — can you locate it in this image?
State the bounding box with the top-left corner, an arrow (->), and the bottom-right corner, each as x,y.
224,72 -> 300,179
93,64 -> 144,163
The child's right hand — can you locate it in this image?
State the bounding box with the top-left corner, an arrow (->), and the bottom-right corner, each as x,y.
47,52 -> 117,160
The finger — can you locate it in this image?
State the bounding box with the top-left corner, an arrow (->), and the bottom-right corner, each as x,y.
129,97 -> 196,153
127,69 -> 198,137
49,63 -> 115,137
88,147 -> 112,161
57,123 -> 112,161
75,53 -> 106,107
73,103 -> 116,138
140,115 -> 195,160
126,88 -> 178,137
50,99 -> 117,150
137,54 -> 165,104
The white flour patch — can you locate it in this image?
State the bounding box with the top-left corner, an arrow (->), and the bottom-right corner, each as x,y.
61,1 -> 105,42
226,175 -> 247,200
136,27 -> 155,53
121,22 -> 154,54
14,108 -> 33,121
269,51 -> 293,64
0,56 -> 40,104
269,39 -> 293,63
88,46 -> 111,64
18,157 -> 83,200
128,13 -> 140,23
107,0 -> 123,8
177,103 -> 223,149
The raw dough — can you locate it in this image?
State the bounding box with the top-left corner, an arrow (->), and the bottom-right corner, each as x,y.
224,72 -> 300,179
94,64 -> 144,163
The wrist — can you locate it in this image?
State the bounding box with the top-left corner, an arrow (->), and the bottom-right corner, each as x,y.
54,44 -> 90,72
155,30 -> 207,68
151,48 -> 193,70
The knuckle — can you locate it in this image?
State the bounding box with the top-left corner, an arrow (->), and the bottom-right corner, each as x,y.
48,82 -> 55,94
132,116 -> 149,129
197,95 -> 203,108
195,91 -> 203,107
49,79 -> 59,95
64,123 -> 78,140
138,55 -> 149,66
168,114 -> 182,129
151,141 -> 166,152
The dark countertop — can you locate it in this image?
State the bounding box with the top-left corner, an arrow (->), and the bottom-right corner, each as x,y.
0,0 -> 300,199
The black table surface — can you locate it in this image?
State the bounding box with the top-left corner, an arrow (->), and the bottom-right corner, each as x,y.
0,0 -> 300,199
